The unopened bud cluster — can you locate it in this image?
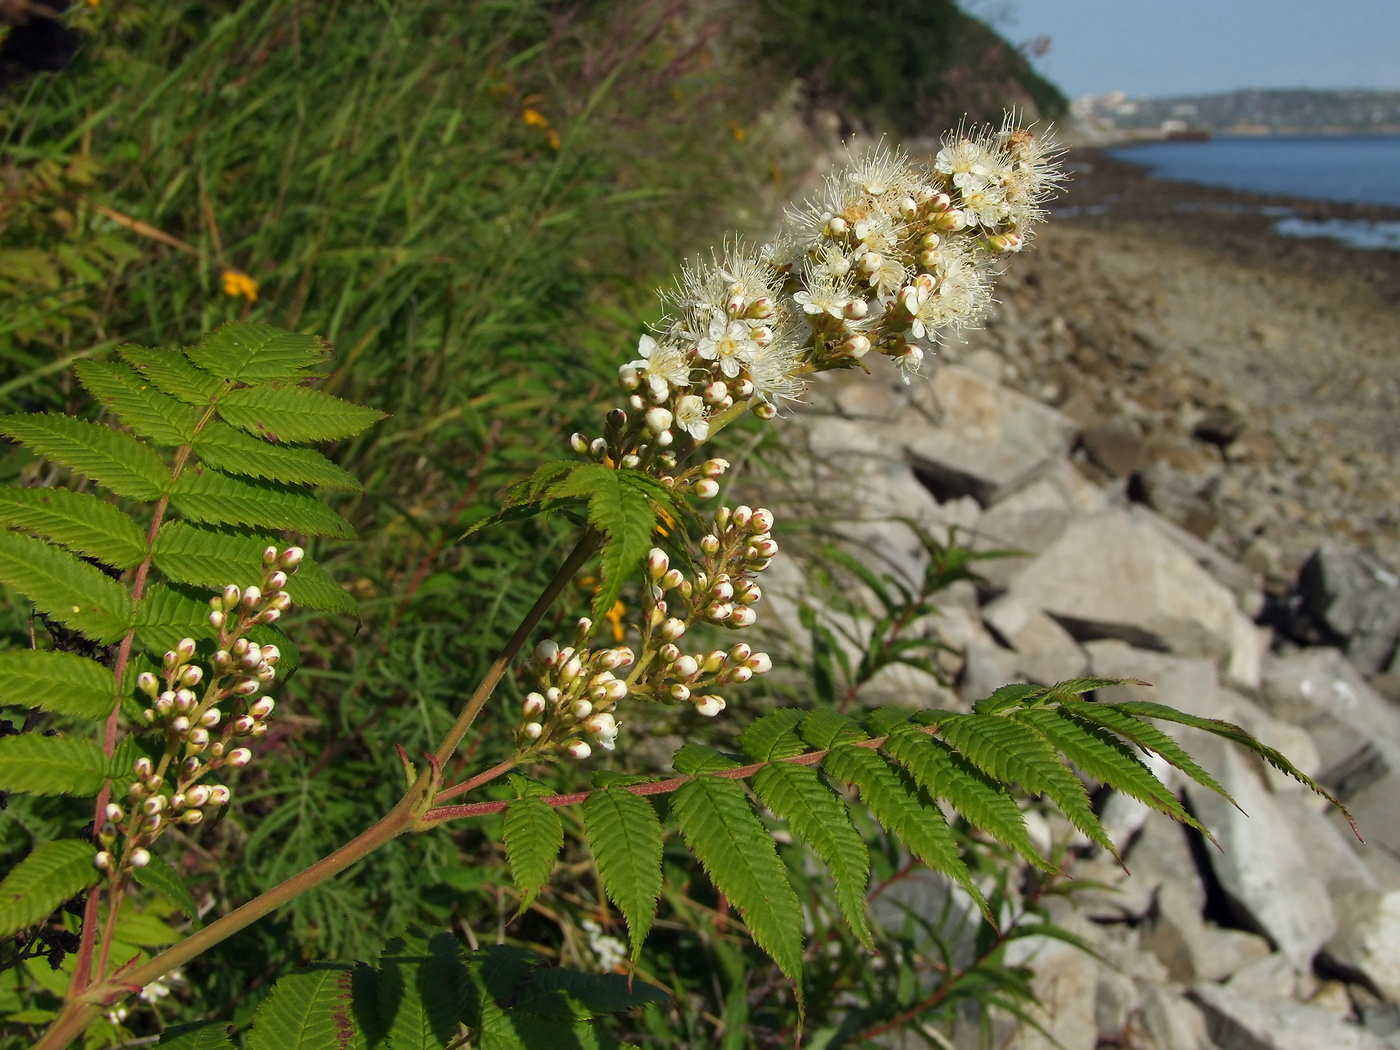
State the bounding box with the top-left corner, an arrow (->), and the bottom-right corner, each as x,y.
628,505 -> 777,720
95,547 -> 302,878
566,117 -> 1061,469
516,619 -> 634,760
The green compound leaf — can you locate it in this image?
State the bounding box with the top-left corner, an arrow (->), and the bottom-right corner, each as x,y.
376,928 -> 469,1050
0,734 -> 109,797
1059,700 -> 1236,808
0,531 -> 133,644
150,521 -> 356,617
504,796 -> 563,916
971,682 -> 1042,716
169,467 -> 355,539
0,839 -> 99,939
246,964 -> 364,1050
502,963 -> 670,1020
544,465 -> 663,622
737,709 -> 808,762
155,1022 -> 237,1049
0,649 -> 114,720
821,739 -> 991,923
1015,707 -> 1209,841
583,787 -> 663,960
73,360 -> 199,446
217,384 -> 385,444
187,322 -> 330,384
885,726 -> 1052,872
0,485 -> 147,569
752,761 -> 875,950
194,421 -> 362,491
119,346 -> 226,405
134,853 -> 204,929
672,775 -> 804,1005
1102,698 -> 1352,822
134,583 -> 217,653
938,713 -> 1116,858
0,413 -> 170,502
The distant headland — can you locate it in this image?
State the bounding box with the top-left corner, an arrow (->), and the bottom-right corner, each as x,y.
1070,88 -> 1400,142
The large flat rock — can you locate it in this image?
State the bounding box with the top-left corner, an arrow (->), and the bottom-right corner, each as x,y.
1192,982 -> 1389,1050
905,364 -> 1078,505
1007,509 -> 1239,659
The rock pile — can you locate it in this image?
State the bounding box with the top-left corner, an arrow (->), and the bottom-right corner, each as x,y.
757,348 -> 1400,1050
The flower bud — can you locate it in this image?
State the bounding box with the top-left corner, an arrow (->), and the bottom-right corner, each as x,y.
249,720 -> 268,737
222,584 -> 242,608
729,665 -> 754,683
700,533 -> 720,554
154,695 -> 174,717
826,215 -> 848,237
199,708 -> 222,728
703,381 -> 728,405
257,664 -> 277,683
105,803 -> 124,822
249,697 -> 275,719
710,580 -> 734,602
694,695 -> 726,718
261,645 -> 281,665
214,650 -> 232,670
241,586 -> 262,610
660,617 -> 687,641
647,548 -> 669,579
143,813 -> 163,832
570,432 -> 590,454
99,822 -> 116,845
693,479 -> 719,499
267,571 -> 288,590
186,785 -> 211,808
604,679 -> 627,701
130,849 -> 151,868
559,655 -> 583,683
656,429 -> 673,447
670,683 -> 691,702
659,643 -> 680,663
226,748 -> 253,767
572,698 -> 593,720
566,740 -> 592,760
545,686 -> 563,705
182,756 -> 203,776
671,654 -> 699,679
522,693 -> 547,718
179,665 -> 203,687
143,796 -> 166,815
747,652 -> 773,675
187,728 -> 210,750
706,602 -> 734,622
753,401 -> 777,421
729,607 -> 757,628
522,721 -> 544,740
262,545 -> 280,567
134,757 -> 154,779
844,335 -> 871,358
182,810 -> 204,826
629,394 -> 646,410
208,785 -> 231,806
589,437 -> 607,459
209,742 -> 225,758
175,689 -> 196,712
94,851 -> 113,871
232,715 -> 256,735
644,407 -> 673,435
177,638 -> 197,662
144,774 -> 163,792
618,362 -> 640,389
141,709 -> 156,725
280,547 -> 305,571
170,792 -> 186,810
704,650 -> 727,673
234,678 -> 260,696
534,639 -> 560,667
620,454 -> 640,469
137,672 -> 159,696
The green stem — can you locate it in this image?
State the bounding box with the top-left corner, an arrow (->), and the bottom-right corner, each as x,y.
430,528 -> 601,769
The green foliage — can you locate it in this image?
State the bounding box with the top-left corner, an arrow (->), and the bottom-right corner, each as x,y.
504,796 -> 565,917
169,929 -> 666,1050
0,841 -> 99,939
0,650 -> 114,720
581,786 -> 663,961
0,734 -> 110,798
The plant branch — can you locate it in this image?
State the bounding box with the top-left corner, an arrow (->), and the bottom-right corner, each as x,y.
430,527 -> 601,769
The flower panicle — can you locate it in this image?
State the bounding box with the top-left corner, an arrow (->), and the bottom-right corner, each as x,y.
95,547 -> 304,877
571,115 -> 1060,473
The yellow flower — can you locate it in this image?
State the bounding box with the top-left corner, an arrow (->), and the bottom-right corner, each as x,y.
221,270 -> 259,302
546,128 -> 561,151
604,600 -> 626,643
729,122 -> 746,143
522,108 -> 549,128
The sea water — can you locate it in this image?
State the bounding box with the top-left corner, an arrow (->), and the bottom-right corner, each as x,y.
1107,135 -> 1400,250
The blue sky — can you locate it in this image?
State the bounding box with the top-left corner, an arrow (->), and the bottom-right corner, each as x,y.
983,1 -> 1400,99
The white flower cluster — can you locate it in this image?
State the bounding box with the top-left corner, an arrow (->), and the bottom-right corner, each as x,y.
569,116 -> 1061,477
518,618 -> 635,760
95,546 -> 303,876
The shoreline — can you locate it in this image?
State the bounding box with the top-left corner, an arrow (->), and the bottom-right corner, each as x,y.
944,149 -> 1400,583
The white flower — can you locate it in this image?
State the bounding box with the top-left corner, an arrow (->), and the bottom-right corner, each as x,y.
910,249 -> 991,339
934,134 -> 998,190
673,393 -> 710,440
746,334 -> 806,404
697,317 -> 761,378
629,334 -> 691,400
792,267 -> 853,319
958,174 -> 1010,228
844,143 -> 914,198
581,919 -> 628,971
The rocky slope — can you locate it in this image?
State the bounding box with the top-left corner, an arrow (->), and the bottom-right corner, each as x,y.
751,151 -> 1400,1049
